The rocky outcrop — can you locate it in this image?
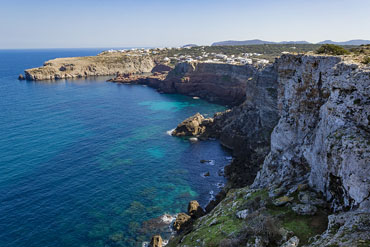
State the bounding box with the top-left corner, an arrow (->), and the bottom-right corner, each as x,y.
173,213 -> 193,233
187,200 -> 205,219
108,72 -> 167,84
252,54 -> 370,212
149,235 -> 163,247
24,53 -> 155,80
171,113 -> 214,137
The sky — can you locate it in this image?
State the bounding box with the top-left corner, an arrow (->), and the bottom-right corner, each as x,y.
1,0 -> 369,49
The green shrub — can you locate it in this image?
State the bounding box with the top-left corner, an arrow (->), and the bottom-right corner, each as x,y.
362,56 -> 370,64
316,44 -> 350,55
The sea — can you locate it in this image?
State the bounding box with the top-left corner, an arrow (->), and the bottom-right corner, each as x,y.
0,49 -> 231,247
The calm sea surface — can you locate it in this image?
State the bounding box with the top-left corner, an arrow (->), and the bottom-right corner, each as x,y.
0,49 -> 230,247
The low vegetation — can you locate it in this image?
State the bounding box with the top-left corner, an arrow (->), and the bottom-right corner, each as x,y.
362,56 -> 370,64
167,187 -> 328,246
316,44 -> 350,55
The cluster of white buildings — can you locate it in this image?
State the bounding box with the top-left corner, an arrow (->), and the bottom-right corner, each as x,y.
164,51 -> 270,65
102,47 -> 271,66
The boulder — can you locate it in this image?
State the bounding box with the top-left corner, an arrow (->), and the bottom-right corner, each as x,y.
18,74 -> 25,80
173,213 -> 192,233
149,235 -> 162,247
188,200 -> 205,219
172,113 -> 213,137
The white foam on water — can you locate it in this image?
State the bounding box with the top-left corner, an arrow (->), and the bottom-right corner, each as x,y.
216,182 -> 225,189
161,214 -> 175,224
166,128 -> 175,136
225,156 -> 233,161
209,190 -> 215,201
189,137 -> 198,142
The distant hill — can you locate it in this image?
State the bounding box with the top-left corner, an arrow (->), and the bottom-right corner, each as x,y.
182,44 -> 199,48
212,39 -> 370,46
317,39 -> 370,45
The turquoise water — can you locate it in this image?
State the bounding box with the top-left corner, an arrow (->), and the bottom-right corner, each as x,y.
0,49 -> 230,246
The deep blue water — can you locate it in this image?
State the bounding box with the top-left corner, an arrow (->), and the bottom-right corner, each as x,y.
0,49 -> 230,247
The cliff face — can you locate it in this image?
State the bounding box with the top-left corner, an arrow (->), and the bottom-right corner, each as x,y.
168,55 -> 370,247
25,53 -> 155,80
253,55 -> 370,212
208,63 -> 279,187
156,62 -> 257,106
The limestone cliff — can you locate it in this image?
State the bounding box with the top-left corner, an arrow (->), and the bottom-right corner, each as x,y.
168,54 -> 370,247
208,63 -> 279,187
24,53 -> 155,80
155,62 -> 256,106
166,62 -> 279,187
253,54 -> 370,212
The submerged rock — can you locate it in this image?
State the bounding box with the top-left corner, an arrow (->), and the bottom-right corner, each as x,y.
200,159 -> 211,163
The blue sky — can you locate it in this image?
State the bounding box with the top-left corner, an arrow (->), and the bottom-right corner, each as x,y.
1,0 -> 369,48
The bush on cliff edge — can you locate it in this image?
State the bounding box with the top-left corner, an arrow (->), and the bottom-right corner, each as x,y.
316,44 -> 350,55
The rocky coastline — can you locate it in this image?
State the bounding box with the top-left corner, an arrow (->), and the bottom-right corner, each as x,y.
22,52 -> 370,247
163,54 -> 369,247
